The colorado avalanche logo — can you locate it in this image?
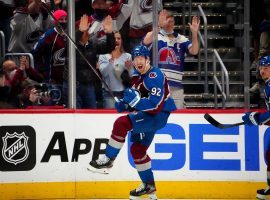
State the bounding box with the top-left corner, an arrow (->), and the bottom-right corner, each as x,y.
159,47 -> 181,65
149,72 -> 157,78
53,48 -> 66,66
140,0 -> 152,12
2,132 -> 29,165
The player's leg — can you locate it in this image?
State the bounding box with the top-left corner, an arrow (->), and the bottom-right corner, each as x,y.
129,132 -> 157,200
257,143 -> 270,199
128,111 -> 169,133
88,115 -> 132,174
128,111 -> 170,199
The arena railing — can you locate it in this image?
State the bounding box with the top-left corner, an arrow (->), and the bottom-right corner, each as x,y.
5,53 -> 35,69
213,49 -> 229,108
197,4 -> 208,94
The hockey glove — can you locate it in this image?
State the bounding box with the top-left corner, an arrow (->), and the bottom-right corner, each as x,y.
242,112 -> 260,125
243,111 -> 270,126
130,132 -> 145,142
114,99 -> 128,113
123,88 -> 140,108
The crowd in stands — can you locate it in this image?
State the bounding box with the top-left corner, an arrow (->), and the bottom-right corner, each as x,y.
0,0 -> 199,109
249,0 -> 270,105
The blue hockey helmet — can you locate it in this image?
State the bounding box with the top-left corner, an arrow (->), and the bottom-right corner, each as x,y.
258,55 -> 270,67
131,45 -> 150,60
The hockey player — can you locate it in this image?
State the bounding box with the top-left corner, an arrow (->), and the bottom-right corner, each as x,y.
242,55 -> 270,200
88,45 -> 176,199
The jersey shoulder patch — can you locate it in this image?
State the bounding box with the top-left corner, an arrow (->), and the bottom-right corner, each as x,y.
149,72 -> 157,79
144,67 -> 164,89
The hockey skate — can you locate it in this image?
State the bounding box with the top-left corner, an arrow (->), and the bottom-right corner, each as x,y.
87,155 -> 113,174
257,186 -> 270,199
129,182 -> 157,200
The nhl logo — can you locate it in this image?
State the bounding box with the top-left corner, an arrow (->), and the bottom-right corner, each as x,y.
2,132 -> 29,165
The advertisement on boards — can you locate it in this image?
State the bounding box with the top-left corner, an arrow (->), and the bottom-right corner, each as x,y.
0,113 -> 267,183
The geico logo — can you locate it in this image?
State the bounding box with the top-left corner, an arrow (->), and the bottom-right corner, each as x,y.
127,123 -> 268,171
41,132 -> 108,163
40,124 -> 269,172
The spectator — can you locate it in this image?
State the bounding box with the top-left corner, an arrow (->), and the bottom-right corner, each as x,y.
8,0 -> 50,53
143,9 -> 200,108
41,0 -> 68,28
65,13 -> 115,108
108,0 -> 162,52
0,68 -> 10,104
75,0 -> 93,21
250,19 -> 270,95
78,0 -> 110,41
0,59 -> 17,109
75,0 -> 149,51
74,0 -> 119,108
45,0 -> 67,10
32,9 -> 67,84
250,1 -> 270,95
1,56 -> 43,107
18,82 -> 62,108
32,9 -> 67,105
250,0 -> 265,61
98,31 -> 133,108
0,0 -> 15,51
2,59 -> 23,105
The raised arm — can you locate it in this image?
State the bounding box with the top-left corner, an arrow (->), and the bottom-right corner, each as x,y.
188,16 -> 200,55
143,9 -> 168,46
77,14 -> 91,46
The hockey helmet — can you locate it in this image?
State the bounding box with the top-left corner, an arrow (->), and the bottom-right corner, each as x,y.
258,55 -> 270,67
131,45 -> 150,60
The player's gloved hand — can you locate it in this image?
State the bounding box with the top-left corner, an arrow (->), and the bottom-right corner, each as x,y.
242,111 -> 270,126
242,112 -> 260,125
130,132 -> 145,142
123,88 -> 140,108
114,99 -> 128,113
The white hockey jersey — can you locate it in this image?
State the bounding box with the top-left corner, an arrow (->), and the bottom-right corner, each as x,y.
157,31 -> 192,89
112,0 -> 162,37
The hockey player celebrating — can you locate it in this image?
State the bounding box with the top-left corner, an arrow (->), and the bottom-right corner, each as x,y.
88,45 -> 176,199
242,55 -> 270,200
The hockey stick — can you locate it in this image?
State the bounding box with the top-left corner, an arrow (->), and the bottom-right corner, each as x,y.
204,113 -> 246,129
41,3 -> 119,102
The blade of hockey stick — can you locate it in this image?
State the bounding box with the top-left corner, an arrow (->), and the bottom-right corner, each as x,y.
204,113 -> 246,129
